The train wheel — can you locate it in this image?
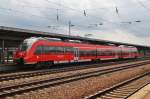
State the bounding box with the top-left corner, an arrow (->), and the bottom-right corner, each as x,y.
134,56 -> 138,59
92,59 -> 101,63
36,62 -> 44,69
45,61 -> 54,68
36,61 -> 54,69
48,61 -> 54,65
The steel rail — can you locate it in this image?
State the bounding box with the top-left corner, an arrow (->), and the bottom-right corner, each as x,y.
85,72 -> 150,99
0,60 -> 150,98
0,58 -> 145,82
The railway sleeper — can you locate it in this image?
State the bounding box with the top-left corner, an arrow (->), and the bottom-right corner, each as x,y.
101,95 -> 123,99
105,93 -> 129,97
112,90 -> 135,93
121,83 -> 145,88
115,87 -> 138,91
110,91 -> 132,94
105,93 -> 130,97
99,95 -> 114,99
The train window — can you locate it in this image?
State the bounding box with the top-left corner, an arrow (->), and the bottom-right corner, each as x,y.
98,49 -> 114,56
42,46 -> 64,54
35,46 -> 43,54
79,50 -> 85,56
89,50 -> 96,56
65,47 -> 74,54
65,47 -> 71,52
43,46 -> 49,54
19,43 -> 28,51
48,46 -> 56,53
35,45 -> 65,54
79,50 -> 96,57
55,47 -> 64,54
97,50 -> 101,56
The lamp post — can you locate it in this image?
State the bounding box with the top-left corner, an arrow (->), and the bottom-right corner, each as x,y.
68,21 -> 74,36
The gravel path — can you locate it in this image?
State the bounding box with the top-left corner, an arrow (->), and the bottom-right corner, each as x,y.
4,64 -> 150,99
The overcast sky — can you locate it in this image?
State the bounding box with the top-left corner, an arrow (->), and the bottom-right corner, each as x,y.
0,0 -> 150,46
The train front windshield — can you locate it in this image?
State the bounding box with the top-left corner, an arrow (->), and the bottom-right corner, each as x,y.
19,42 -> 29,51
19,38 -> 38,51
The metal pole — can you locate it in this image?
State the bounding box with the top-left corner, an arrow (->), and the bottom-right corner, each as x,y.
0,44 -> 2,64
69,21 -> 71,36
7,48 -> 9,63
2,40 -> 5,64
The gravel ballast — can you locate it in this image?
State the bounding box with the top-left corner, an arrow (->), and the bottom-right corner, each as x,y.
5,64 -> 150,99
0,60 -> 148,88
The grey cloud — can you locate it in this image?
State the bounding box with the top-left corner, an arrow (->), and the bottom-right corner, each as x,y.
0,0 -> 150,46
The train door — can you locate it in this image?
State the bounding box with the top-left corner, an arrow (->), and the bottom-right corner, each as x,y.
35,45 -> 44,62
74,48 -> 79,61
119,47 -> 123,59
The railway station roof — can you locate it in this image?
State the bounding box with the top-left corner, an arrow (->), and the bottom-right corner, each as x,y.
0,26 -> 150,49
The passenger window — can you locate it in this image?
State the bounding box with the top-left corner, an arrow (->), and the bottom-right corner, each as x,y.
65,47 -> 73,54
55,47 -> 64,54
35,45 -> 65,54
47,46 -> 55,53
35,46 -> 43,54
40,46 -> 50,54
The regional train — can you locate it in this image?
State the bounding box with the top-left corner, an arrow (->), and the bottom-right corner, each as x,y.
13,37 -> 139,66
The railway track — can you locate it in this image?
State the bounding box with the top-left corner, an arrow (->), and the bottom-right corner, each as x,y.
0,60 -> 150,98
0,58 -> 147,82
86,72 -> 150,99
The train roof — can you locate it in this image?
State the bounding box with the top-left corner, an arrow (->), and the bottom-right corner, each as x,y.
28,37 -> 123,49
25,37 -> 139,49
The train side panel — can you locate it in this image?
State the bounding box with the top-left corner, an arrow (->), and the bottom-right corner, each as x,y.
14,37 -> 140,65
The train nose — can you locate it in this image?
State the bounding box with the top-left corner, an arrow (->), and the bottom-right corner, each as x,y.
13,51 -> 26,64
16,51 -> 26,58
14,58 -> 24,64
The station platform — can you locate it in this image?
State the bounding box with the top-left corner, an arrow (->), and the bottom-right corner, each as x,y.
0,63 -> 18,72
0,63 -> 14,67
128,84 -> 150,99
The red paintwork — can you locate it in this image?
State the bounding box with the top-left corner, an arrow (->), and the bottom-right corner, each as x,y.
14,39 -> 139,65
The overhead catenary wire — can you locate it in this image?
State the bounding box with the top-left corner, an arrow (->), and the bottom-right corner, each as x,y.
45,0 -> 120,25
46,0 -> 143,27
14,2 -> 112,28
0,0 -> 147,35
0,7 -> 64,31
0,6 -> 100,31
15,0 -> 61,10
0,7 -> 56,21
16,0 -> 137,26
112,0 -> 143,24
0,6 -> 95,32
136,0 -> 150,11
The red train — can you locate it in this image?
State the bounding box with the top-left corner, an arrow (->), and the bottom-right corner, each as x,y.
13,37 -> 139,66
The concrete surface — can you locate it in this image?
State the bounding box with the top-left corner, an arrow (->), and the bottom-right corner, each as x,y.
128,84 -> 150,99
